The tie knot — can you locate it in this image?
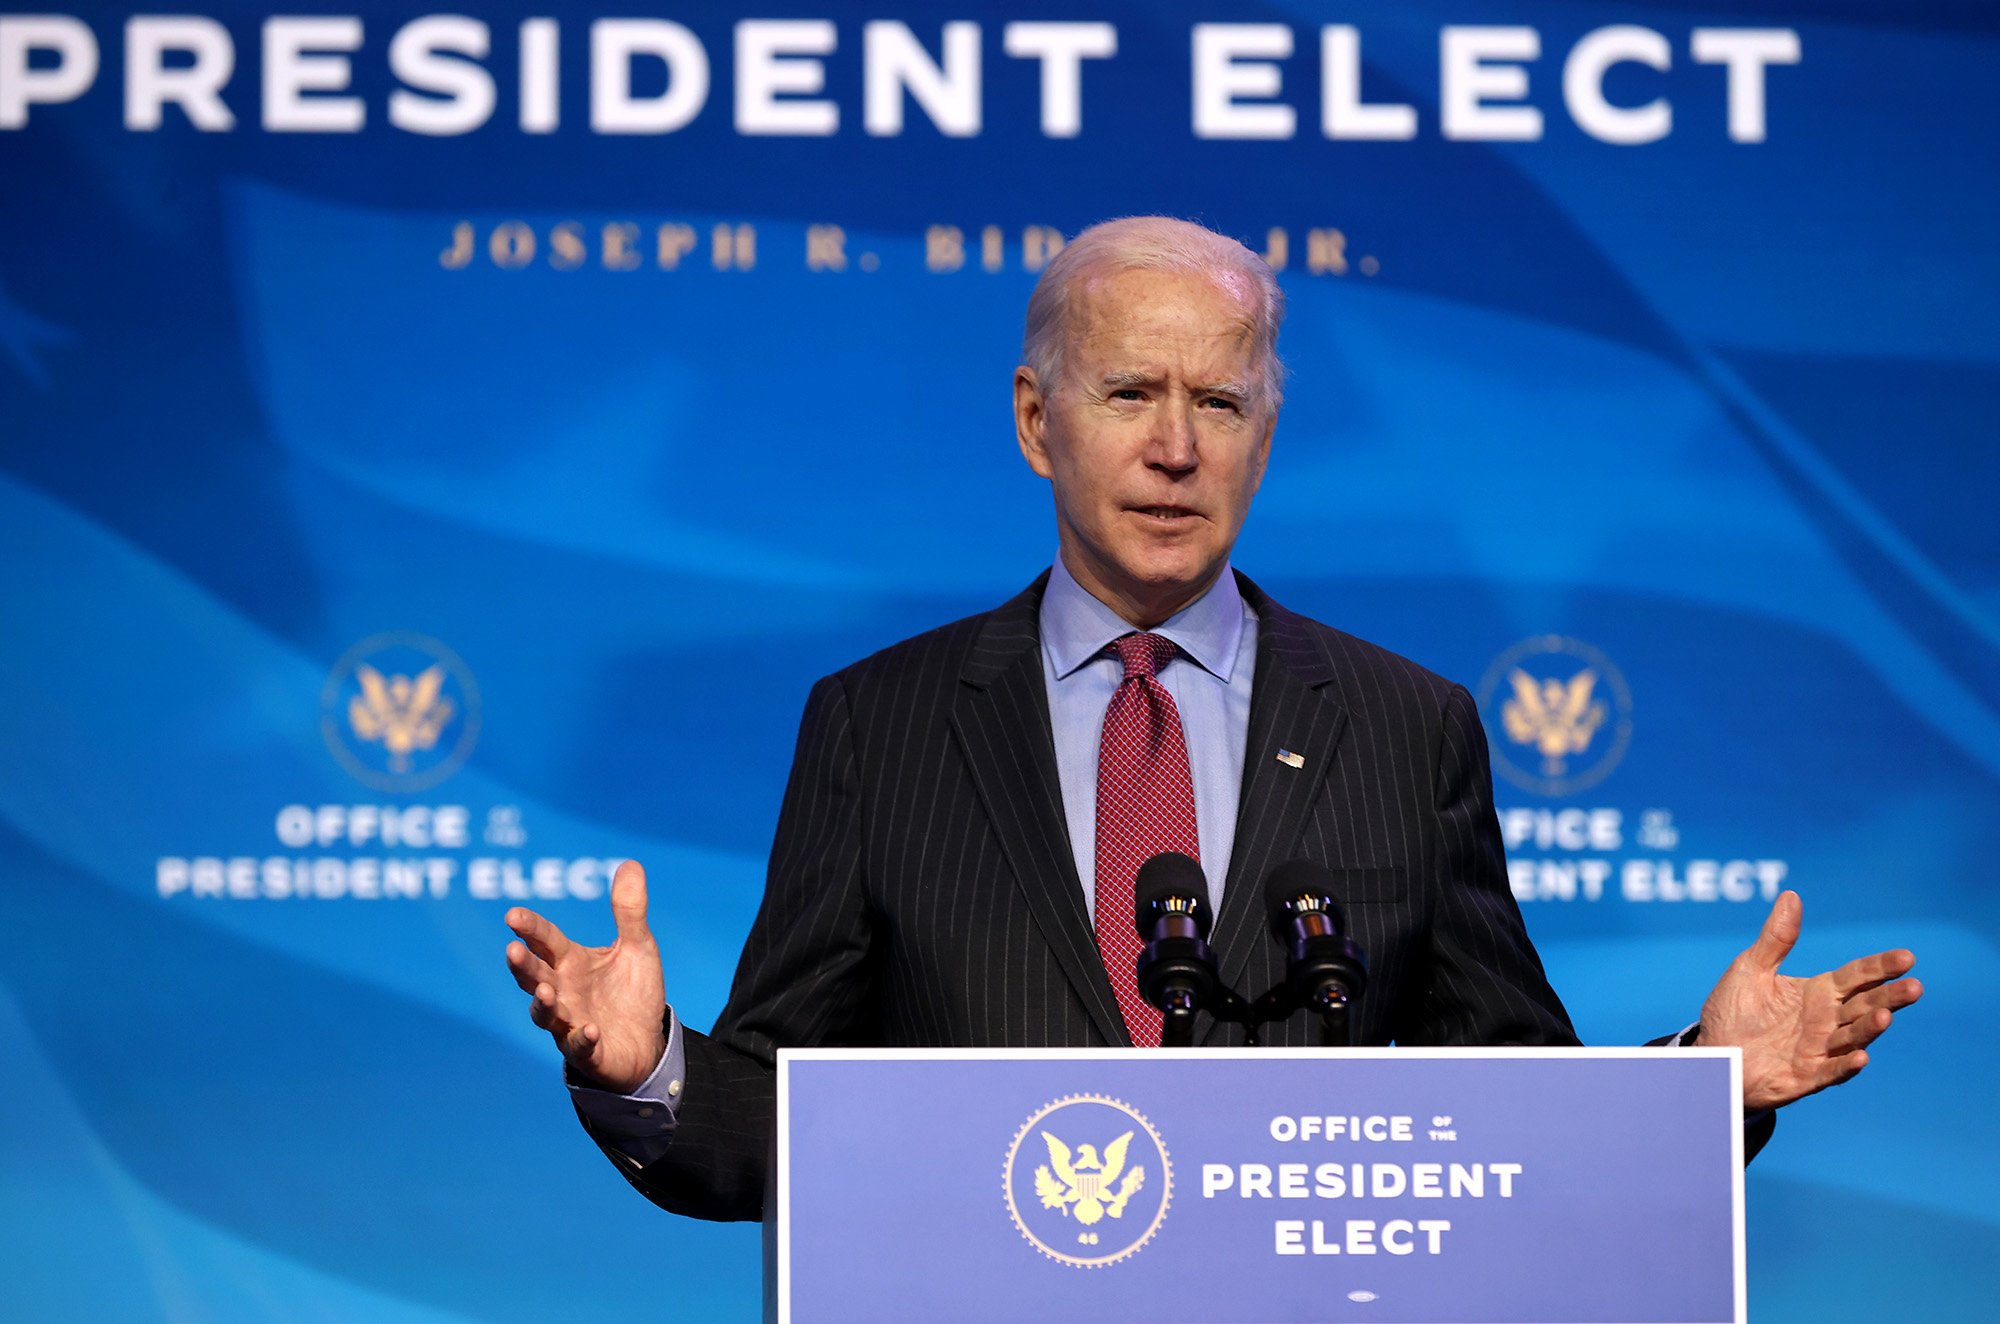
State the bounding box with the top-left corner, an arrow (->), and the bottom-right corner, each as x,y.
1111,632 -> 1178,680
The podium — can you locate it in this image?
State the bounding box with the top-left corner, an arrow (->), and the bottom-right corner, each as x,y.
770,1047 -> 1745,1324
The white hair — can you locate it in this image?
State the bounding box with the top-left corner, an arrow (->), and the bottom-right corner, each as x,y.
1020,216 -> 1286,408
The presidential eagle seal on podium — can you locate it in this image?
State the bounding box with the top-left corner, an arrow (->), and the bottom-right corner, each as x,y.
1003,1095 -> 1172,1267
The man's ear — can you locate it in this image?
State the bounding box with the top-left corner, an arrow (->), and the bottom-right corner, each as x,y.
1015,367 -> 1056,479
1248,408 -> 1278,494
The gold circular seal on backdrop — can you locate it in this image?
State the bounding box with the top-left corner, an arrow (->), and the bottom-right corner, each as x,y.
1476,634 -> 1633,797
1002,1094 -> 1172,1268
320,631 -> 481,793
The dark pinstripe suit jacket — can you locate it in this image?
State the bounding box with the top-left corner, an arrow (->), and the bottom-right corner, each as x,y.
591,570 -> 1761,1220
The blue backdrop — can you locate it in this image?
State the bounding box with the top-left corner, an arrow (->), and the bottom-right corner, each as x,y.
2,3 -> 1994,1321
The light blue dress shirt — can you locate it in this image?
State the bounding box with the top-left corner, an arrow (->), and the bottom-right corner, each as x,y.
569,561 -> 1260,1158
1040,555 -> 1259,923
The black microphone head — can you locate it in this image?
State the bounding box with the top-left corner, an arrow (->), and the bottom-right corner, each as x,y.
1264,859 -> 1346,940
1133,852 -> 1212,939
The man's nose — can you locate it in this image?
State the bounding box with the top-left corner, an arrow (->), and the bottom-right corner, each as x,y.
1145,400 -> 1199,474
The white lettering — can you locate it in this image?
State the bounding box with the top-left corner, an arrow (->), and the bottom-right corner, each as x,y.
276,804 -> 313,848
519,17 -> 557,132
1002,21 -> 1114,138
0,14 -> 97,128
1240,1163 -> 1273,1198
531,856 -> 564,900
1720,859 -> 1756,902
384,858 -> 423,899
1412,1163 -> 1443,1196
1564,25 -> 1670,145
1691,28 -> 1799,143
192,856 -> 224,897
1320,25 -> 1412,140
1371,1163 -> 1406,1198
263,16 -> 364,132
1418,1218 -> 1451,1252
1580,858 -> 1610,901
1279,1163 -> 1310,1197
1203,1163 -> 1234,1197
1687,858 -> 1719,901
469,857 -> 500,900
1346,1219 -> 1377,1254
426,857 -> 456,898
1270,1115 -> 1297,1141
125,16 -> 234,131
1622,858 -> 1654,901
591,19 -> 707,134
1275,1219 -> 1305,1254
1491,1163 -> 1522,1196
1449,1163 -> 1483,1197
1589,808 -> 1622,850
1312,1162 -> 1346,1197
565,856 -> 603,899
1192,23 -> 1293,140
312,856 -> 346,898
735,19 -> 836,136
400,806 -> 434,848
1440,26 -> 1541,141
864,20 -> 979,137
1757,859 -> 1788,899
1382,1218 -> 1415,1254
389,14 -> 494,136
157,857 -> 189,897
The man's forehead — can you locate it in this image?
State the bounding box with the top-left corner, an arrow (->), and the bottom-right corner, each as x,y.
1066,268 -> 1261,364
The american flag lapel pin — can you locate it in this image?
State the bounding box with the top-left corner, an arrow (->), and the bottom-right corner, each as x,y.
1276,749 -> 1305,769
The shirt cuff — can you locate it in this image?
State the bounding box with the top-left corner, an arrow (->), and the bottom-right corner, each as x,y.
567,1007 -> 685,1163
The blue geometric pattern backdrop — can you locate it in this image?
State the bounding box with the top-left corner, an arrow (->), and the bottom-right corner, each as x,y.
1,3 -> 1994,1321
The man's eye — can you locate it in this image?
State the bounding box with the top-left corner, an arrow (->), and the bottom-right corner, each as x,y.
1111,389 -> 1145,401
1202,396 -> 1239,411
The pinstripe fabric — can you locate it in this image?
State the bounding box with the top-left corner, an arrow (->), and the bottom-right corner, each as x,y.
596,570 -> 1590,1221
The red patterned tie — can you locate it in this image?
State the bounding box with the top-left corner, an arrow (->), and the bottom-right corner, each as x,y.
1095,632 -> 1200,1048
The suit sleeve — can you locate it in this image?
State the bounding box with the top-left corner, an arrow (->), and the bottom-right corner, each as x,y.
581,671 -> 879,1221
1393,683 -> 1581,1048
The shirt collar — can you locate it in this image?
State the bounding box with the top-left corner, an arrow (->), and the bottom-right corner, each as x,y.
1041,554 -> 1246,684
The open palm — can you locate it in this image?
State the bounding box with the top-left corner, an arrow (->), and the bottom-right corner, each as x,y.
505,860 -> 667,1094
1698,890 -> 1922,1111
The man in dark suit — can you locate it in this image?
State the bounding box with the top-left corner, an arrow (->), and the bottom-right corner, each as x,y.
503,218 -> 1922,1223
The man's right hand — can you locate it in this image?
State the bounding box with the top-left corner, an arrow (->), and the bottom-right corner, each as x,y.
505,859 -> 667,1094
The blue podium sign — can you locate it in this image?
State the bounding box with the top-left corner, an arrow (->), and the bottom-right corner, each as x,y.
774,1048 -> 1744,1324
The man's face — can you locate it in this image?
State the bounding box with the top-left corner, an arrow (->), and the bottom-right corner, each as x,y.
1015,265 -> 1277,627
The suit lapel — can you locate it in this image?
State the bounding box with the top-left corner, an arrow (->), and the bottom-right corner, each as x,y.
949,575 -> 1131,1047
1208,574 -> 1352,999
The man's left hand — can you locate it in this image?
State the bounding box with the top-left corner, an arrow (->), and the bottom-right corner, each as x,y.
1697,890 -> 1922,1111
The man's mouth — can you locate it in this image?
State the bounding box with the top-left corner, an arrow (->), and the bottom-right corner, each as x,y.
1131,505 -> 1199,522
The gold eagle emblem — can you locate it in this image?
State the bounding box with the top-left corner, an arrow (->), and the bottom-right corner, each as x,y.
347,663 -> 455,773
1501,666 -> 1607,777
1033,1129 -> 1145,1226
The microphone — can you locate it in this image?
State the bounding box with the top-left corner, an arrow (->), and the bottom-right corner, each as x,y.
1263,860 -> 1370,1046
1131,852 -> 1218,1047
